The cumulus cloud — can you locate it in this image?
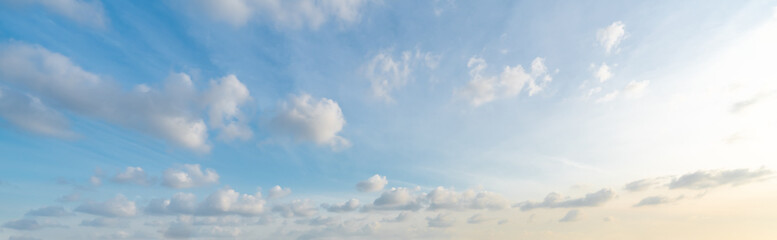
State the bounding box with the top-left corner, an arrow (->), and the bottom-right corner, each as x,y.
426,187 -> 510,211
111,167 -> 154,186
597,21 -> 627,54
272,199 -> 318,217
271,93 -> 349,150
633,195 -> 684,207
457,57 -> 552,106
0,87 -> 75,138
0,42 -> 255,152
197,188 -> 265,216
426,213 -> 454,228
364,50 -> 439,102
559,209 -> 582,222
2,0 -> 107,28
595,62 -> 613,83
75,194 -> 137,217
322,199 -> 360,212
518,188 -> 615,211
669,168 -> 772,190
356,174 -> 387,192
184,0 -> 369,28
162,164 -> 219,189
2,219 -> 64,231
364,187 -> 423,211
267,185 -> 292,199
204,75 -> 253,141
24,206 -> 72,217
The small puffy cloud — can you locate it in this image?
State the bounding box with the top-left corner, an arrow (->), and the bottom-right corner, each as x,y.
597,21 -> 627,54
366,187 -> 423,211
2,219 -> 64,231
518,188 -> 615,211
24,206 -> 72,217
197,187 -> 265,216
426,213 -> 455,228
559,209 -> 582,222
204,75 -> 253,141
75,194 -> 137,217
426,187 -> 510,211
79,218 -> 128,228
322,199 -> 360,212
365,50 -> 439,102
162,164 -> 219,189
111,167 -> 153,186
272,199 -> 318,217
623,80 -> 650,98
145,192 -> 197,215
669,168 -> 772,190
633,195 -> 684,207
267,185 -> 292,199
356,174 -> 387,192
271,93 -> 349,150
595,62 -> 613,83
184,0 -> 369,28
457,57 -> 552,106
2,0 -> 108,28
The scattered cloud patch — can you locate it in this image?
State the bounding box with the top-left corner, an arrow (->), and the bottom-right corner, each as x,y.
111,167 -> 154,186
364,50 -> 439,102
457,57 -> 552,106
75,194 -> 137,217
267,185 -> 292,199
2,219 -> 64,231
162,164 -> 219,189
426,213 -> 455,228
426,187 -> 511,211
272,199 -> 318,218
633,195 -> 683,207
518,188 -> 615,211
356,174 -> 388,192
595,63 -> 613,83
597,21 -> 627,54
271,93 -> 349,150
322,199 -> 360,212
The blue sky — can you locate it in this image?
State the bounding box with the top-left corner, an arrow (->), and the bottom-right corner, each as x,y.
1,0 -> 777,239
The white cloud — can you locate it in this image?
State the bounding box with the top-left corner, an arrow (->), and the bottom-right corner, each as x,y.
595,62 -> 613,83
518,188 -> 615,211
111,167 -> 153,186
3,0 -> 107,28
197,187 -> 265,216
356,174 -> 387,192
364,50 -> 439,102
559,209 -> 581,222
426,187 -> 510,211
623,80 -> 650,98
322,199 -> 360,212
186,0 -> 369,28
24,206 -> 72,217
0,42 -> 260,152
271,93 -> 349,150
458,57 -> 552,106
669,167 -> 772,190
426,213 -> 454,228
204,75 -> 253,141
597,21 -> 627,54
364,187 -> 423,211
624,178 -> 666,192
75,194 -> 137,217
0,87 -> 75,138
633,195 -> 683,207
162,164 -> 220,189
267,185 -> 292,199
272,199 -> 318,217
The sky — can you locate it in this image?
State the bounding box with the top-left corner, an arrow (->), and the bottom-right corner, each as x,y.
0,0 -> 776,239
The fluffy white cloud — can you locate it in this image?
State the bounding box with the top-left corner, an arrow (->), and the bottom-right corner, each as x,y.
322,199 -> 360,212
0,87 -> 75,138
365,50 -> 439,102
162,164 -> 220,189
2,0 -> 107,28
458,57 -> 552,106
204,75 -> 253,141
267,185 -> 292,199
597,21 -> 626,54
271,93 -> 349,150
112,167 -> 154,186
0,42 -> 255,152
559,209 -> 581,222
518,188 -> 615,211
669,168 -> 772,190
186,0 -> 369,28
75,194 -> 137,217
426,213 -> 454,228
272,199 -> 318,217
198,188 -> 265,216
595,62 -> 613,83
24,206 -> 72,217
365,187 -> 423,211
356,174 -> 387,192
